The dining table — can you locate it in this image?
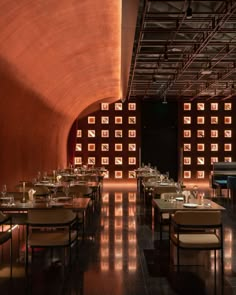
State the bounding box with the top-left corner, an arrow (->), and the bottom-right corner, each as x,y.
0,192 -> 91,240
152,196 -> 226,240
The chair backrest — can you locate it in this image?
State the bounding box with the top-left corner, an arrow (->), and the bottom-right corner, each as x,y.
161,192 -> 180,200
27,209 -> 76,225
173,210 -> 221,226
227,176 -> 236,190
69,185 -> 92,197
34,186 -> 50,196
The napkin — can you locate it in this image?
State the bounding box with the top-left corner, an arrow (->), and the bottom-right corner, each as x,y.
28,189 -> 36,201
56,175 -> 62,182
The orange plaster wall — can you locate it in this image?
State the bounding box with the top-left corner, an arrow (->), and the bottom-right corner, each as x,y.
0,0 -> 139,189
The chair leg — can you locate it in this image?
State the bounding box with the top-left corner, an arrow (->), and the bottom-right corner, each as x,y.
177,247 -> 180,271
10,237 -> 12,278
221,248 -> 224,291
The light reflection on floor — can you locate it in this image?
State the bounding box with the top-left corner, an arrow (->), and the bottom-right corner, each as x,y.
100,190 -> 137,272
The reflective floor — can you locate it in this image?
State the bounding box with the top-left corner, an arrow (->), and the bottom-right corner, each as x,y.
0,183 -> 236,294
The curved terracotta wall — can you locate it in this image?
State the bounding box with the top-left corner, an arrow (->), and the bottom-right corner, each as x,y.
0,0 -> 138,189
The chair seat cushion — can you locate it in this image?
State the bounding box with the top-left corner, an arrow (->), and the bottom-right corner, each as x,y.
172,233 -> 221,249
28,230 -> 78,247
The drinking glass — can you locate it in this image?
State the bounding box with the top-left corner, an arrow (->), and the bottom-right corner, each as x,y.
8,194 -> 15,206
2,184 -> 7,197
64,184 -> 70,198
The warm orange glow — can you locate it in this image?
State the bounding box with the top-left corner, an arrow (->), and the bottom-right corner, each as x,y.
115,206 -> 123,216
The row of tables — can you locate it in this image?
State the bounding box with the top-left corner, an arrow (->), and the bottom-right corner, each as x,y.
135,167 -> 226,238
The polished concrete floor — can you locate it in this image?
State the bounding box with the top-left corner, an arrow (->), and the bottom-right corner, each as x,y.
0,182 -> 236,294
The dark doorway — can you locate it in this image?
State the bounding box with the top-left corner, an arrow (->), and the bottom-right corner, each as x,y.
141,101 -> 178,181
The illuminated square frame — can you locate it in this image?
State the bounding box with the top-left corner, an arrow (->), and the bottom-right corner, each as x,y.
115,157 -> 123,165
128,130 -> 136,138
101,157 -> 109,165
210,103 -> 218,111
128,171 -> 136,178
224,103 -> 232,110
101,143 -> 109,151
224,143 -> 232,151
184,157 -> 191,165
115,130 -> 123,138
183,103 -> 191,111
197,103 -> 205,111
224,130 -> 232,137
224,157 -> 232,162
101,130 -> 109,137
197,117 -> 205,124
211,130 -> 218,138
183,130 -> 191,138
101,116 -> 109,124
115,144 -> 123,151
197,157 -> 205,165
211,143 -> 218,151
88,130 -> 96,137
224,116 -> 232,124
128,117 -> 136,124
74,157 -> 82,165
184,117 -> 191,124
128,103 -> 136,111
197,130 -> 205,138
128,143 -> 136,151
197,171 -> 205,179
77,130 -> 82,137
115,117 -> 123,124
211,117 -> 218,124
183,143 -> 191,151
115,171 -> 123,179
88,143 -> 95,151
128,157 -> 136,165
101,103 -> 109,110
197,143 -> 205,151
88,157 -> 95,165
75,143 -> 82,151
115,103 -> 123,111
183,171 -> 191,179
211,157 -> 218,164
88,116 -> 95,124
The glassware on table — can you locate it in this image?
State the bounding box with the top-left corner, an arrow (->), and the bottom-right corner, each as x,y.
2,184 -> 7,197
8,194 -> 15,206
63,184 -> 70,198
192,185 -> 198,199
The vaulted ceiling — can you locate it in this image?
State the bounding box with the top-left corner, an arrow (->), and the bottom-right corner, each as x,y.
127,0 -> 236,102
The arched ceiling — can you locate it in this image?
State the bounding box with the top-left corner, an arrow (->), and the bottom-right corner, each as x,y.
0,0 -> 138,118
0,0 -> 139,187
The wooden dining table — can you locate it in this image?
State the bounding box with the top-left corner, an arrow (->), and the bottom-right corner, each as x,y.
152,196 -> 226,240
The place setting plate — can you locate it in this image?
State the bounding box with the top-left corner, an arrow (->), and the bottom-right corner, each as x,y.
183,203 -> 198,208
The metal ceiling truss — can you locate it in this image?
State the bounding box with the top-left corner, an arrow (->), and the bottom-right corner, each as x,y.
127,0 -> 236,102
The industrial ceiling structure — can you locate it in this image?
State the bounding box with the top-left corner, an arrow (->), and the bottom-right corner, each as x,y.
127,0 -> 236,102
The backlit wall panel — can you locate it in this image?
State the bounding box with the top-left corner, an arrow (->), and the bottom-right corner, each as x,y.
74,101 -> 140,179
180,100 -> 236,183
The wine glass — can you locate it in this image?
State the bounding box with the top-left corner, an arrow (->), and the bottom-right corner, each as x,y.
1,185 -> 7,205
64,184 -> 70,198
192,185 -> 198,199
2,184 -> 7,197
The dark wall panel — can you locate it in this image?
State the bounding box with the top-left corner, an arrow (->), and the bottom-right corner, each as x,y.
141,101 -> 178,181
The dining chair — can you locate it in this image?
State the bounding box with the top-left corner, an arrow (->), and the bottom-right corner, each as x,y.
169,210 -> 224,283
25,209 -> 79,276
0,211 -> 13,278
227,176 -> 236,204
158,192 -> 181,240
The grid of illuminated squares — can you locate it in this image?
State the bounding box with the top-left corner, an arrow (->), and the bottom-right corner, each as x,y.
74,102 -> 137,179
183,102 -> 233,179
